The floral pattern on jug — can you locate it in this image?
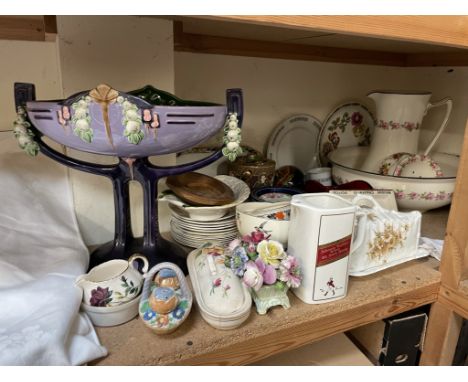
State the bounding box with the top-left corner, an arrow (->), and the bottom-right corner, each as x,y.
89,286 -> 113,307
377,120 -> 420,132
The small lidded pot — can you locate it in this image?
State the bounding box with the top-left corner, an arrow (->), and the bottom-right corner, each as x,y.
228,147 -> 275,190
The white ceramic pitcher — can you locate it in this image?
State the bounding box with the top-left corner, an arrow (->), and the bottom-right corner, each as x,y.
288,193 -> 364,304
361,91 -> 452,173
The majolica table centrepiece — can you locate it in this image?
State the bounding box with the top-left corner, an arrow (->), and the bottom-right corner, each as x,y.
13,83 -> 243,273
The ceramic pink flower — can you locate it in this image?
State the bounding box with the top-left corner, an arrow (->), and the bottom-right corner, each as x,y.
242,261 -> 263,291
254,258 -> 277,285
278,256 -> 302,289
228,238 -> 242,252
251,229 -> 266,243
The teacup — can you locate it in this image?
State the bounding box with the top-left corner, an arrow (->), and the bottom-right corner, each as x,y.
76,254 -> 149,307
305,167 -> 332,186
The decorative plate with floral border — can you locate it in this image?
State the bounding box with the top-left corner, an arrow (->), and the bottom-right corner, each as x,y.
318,102 -> 376,166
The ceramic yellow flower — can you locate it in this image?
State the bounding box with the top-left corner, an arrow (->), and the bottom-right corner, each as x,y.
257,240 -> 286,268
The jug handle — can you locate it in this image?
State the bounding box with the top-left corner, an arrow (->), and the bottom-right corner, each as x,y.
128,254 -> 149,274
351,211 -> 366,255
423,97 -> 453,156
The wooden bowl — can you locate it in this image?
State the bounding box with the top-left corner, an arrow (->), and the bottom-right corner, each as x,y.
166,172 -> 235,206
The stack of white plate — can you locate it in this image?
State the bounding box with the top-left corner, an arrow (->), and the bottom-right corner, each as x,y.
170,210 -> 238,248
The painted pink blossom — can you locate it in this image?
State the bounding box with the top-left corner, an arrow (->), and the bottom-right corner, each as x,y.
395,191 -> 405,199
351,112 -> 363,126
409,192 -> 418,200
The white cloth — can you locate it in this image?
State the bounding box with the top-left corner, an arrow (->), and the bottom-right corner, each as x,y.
0,133 -> 107,365
419,237 -> 444,261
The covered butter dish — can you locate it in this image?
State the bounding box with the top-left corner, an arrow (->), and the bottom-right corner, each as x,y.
187,243 -> 252,330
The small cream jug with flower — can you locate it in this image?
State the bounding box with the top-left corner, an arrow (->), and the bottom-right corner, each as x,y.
76,254 -> 149,307
348,195 -> 422,276
361,91 -> 452,173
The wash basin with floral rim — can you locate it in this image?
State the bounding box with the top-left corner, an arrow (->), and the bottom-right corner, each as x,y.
328,146 -> 458,211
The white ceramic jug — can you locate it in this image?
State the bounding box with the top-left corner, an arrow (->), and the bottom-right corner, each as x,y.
361,91 -> 452,173
288,193 -> 364,304
76,254 -> 148,307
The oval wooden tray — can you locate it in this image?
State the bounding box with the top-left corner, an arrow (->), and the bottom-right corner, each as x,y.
166,172 -> 235,206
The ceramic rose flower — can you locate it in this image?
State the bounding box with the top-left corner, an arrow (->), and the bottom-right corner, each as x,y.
122,100 -> 134,110
125,109 -> 140,121
257,240 -> 286,268
242,261 -> 263,291
77,99 -> 88,108
254,258 -> 277,285
125,120 -> 141,133
73,107 -> 88,119
226,141 -> 239,151
14,124 -> 28,135
17,134 -> 32,146
75,119 -> 90,131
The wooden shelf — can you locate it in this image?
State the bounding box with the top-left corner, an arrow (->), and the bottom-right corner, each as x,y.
92,258 -> 440,365
171,16 -> 468,67
439,283 -> 468,319
92,207 -> 447,366
0,16 -> 56,42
